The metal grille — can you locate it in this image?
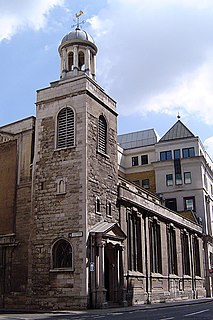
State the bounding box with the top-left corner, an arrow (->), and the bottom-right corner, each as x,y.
98,115 -> 107,154
57,107 -> 75,149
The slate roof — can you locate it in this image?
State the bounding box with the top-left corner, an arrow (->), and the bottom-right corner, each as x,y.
159,120 -> 195,142
118,129 -> 157,149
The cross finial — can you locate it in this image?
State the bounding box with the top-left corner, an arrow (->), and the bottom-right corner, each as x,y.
72,10 -> 84,30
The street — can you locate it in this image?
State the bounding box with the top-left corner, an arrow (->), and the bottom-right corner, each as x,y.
0,301 -> 213,320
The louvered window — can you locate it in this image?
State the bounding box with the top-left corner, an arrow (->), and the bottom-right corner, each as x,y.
98,115 -> 107,154
57,107 -> 75,149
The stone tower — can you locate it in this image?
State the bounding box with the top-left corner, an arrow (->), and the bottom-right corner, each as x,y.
30,25 -> 123,309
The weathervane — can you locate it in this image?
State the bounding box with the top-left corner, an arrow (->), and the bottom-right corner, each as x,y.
72,10 -> 85,30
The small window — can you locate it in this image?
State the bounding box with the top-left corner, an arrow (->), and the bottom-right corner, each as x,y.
174,149 -> 181,159
141,155 -> 148,165
166,174 -> 173,186
56,178 -> 66,194
96,197 -> 101,214
160,150 -> 172,161
182,231 -> 190,275
165,198 -> 177,211
57,107 -> 75,149
132,156 -> 138,166
142,179 -> 149,189
184,172 -> 192,184
175,173 -> 182,185
182,147 -> 195,158
52,239 -> 73,269
98,115 -> 107,154
184,197 -> 196,211
106,201 -> 112,217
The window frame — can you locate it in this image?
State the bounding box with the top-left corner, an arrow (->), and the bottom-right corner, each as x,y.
142,179 -> 149,189
127,210 -> 142,273
193,236 -> 201,277
132,156 -> 139,166
150,219 -> 162,274
56,107 -> 75,150
175,173 -> 183,185
165,198 -> 177,211
141,154 -> 148,165
174,149 -> 181,159
166,174 -> 173,186
51,239 -> 73,271
184,172 -> 192,184
106,200 -> 112,217
98,115 -> 107,155
96,197 -> 101,214
182,147 -> 195,158
167,225 -> 177,275
160,150 -> 172,161
184,196 -> 196,211
181,231 -> 190,276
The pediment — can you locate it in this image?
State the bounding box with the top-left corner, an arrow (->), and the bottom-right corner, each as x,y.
90,221 -> 126,240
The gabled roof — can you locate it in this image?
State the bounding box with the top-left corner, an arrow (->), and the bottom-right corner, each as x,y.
118,129 -> 157,149
89,221 -> 126,240
159,120 -> 195,142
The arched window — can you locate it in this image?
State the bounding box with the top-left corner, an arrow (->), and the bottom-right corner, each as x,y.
78,51 -> 85,70
98,115 -> 107,154
193,236 -> 201,276
68,52 -> 74,71
167,225 -> 177,275
57,107 -> 75,149
52,239 -> 73,269
96,197 -> 101,214
181,230 -> 190,275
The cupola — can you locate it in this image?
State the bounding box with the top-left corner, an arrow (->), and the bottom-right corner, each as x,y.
58,25 -> 98,80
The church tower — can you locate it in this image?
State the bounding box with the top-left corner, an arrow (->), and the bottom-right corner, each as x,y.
30,21 -> 125,309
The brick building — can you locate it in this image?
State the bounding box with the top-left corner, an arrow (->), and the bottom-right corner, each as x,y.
0,26 -> 206,309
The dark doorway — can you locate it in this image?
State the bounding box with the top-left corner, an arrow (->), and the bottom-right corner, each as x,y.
104,243 -> 118,303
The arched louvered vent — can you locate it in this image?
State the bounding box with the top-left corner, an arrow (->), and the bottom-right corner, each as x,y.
57,107 -> 75,149
98,115 -> 107,154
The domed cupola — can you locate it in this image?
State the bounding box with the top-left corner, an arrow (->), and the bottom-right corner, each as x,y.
58,24 -> 98,80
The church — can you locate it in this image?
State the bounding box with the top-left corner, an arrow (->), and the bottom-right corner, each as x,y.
0,23 -> 209,310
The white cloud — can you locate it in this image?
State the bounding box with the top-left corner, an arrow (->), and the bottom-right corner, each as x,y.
139,58 -> 213,124
88,0 -> 213,128
0,0 -> 64,41
204,136 -> 213,160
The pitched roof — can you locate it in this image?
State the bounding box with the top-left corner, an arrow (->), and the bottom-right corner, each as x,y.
118,129 -> 157,149
159,120 -> 195,142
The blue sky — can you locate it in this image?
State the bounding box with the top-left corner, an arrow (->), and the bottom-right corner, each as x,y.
0,0 -> 213,158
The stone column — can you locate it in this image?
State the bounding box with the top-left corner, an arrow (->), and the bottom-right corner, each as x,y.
85,47 -> 91,77
96,237 -> 107,308
119,244 -> 128,306
73,45 -> 78,76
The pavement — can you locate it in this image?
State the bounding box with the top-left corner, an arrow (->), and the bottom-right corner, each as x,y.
0,297 -> 213,315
